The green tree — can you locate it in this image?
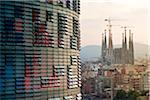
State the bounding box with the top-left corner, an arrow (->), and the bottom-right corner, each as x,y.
127,90 -> 140,100
140,90 -> 149,96
114,90 -> 127,100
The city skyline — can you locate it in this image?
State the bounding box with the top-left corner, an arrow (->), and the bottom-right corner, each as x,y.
0,1 -> 149,100
81,0 -> 150,47
0,1 -> 81,99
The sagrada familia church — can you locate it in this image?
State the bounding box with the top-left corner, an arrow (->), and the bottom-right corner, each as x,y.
101,27 -> 134,65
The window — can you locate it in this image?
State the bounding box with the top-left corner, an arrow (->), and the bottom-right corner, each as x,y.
66,0 -> 70,9
46,11 -> 53,22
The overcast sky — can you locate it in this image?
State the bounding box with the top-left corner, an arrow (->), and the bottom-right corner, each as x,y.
80,0 -> 150,47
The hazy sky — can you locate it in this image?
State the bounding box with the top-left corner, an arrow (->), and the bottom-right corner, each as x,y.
81,0 -> 150,47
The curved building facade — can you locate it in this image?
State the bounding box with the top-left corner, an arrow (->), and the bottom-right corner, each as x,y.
0,0 -> 81,99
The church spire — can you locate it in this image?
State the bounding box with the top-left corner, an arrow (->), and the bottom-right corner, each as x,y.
129,29 -> 134,64
122,26 -> 127,50
129,30 -> 133,50
108,25 -> 113,49
124,27 -> 127,50
102,29 -> 107,57
104,29 -> 107,49
122,33 -> 125,48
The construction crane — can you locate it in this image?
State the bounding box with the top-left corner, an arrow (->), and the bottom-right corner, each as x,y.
121,26 -> 134,34
121,26 -> 134,42
104,18 -> 122,49
105,17 -> 127,32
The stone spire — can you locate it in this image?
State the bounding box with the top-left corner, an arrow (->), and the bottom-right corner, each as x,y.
124,27 -> 127,50
108,25 -> 113,49
129,29 -> 134,64
104,29 -> 107,49
122,27 -> 127,50
122,33 -> 125,49
101,29 -> 107,61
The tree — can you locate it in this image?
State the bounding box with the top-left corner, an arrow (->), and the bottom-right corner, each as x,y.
127,90 -> 140,100
114,90 -> 127,100
140,90 -> 149,96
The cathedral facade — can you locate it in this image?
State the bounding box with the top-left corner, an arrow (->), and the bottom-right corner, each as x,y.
101,29 -> 134,65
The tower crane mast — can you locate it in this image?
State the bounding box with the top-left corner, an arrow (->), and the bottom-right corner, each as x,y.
104,18 -> 122,49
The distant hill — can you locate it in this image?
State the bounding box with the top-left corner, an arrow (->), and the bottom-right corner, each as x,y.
80,43 -> 149,61
80,45 -> 101,61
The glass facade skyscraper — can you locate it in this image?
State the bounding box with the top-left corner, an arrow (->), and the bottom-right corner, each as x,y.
0,0 -> 81,99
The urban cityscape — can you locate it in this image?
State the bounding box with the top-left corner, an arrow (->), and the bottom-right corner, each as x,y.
0,0 -> 149,100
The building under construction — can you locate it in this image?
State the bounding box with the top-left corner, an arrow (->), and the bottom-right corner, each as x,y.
101,22 -> 134,65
